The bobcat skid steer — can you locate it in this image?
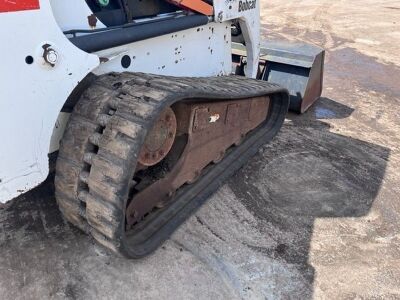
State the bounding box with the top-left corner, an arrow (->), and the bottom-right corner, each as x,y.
0,0 -> 324,258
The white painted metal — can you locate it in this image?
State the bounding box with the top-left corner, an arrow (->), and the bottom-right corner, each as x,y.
0,0 -> 99,202
213,0 -> 260,78
0,0 -> 260,203
49,112 -> 70,153
93,23 -> 232,77
49,0 -> 106,31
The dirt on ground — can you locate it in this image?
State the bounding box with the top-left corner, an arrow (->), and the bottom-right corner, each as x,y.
1,1 -> 400,299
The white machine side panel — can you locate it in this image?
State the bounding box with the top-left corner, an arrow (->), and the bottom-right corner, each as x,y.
94,22 -> 232,77
214,0 -> 260,78
0,0 -> 99,203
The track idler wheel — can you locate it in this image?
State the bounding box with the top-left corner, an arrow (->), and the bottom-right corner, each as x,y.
137,107 -> 177,169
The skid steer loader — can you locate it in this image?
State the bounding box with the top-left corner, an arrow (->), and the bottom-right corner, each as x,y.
0,0 -> 324,257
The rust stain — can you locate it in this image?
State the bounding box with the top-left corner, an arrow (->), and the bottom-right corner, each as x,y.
88,14 -> 98,28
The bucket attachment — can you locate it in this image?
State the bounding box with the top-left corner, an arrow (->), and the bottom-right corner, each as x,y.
232,41 -> 325,113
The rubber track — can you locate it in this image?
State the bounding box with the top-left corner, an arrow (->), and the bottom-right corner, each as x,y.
55,72 -> 289,257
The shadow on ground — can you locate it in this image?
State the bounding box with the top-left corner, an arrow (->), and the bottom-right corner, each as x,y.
0,97 -> 390,299
228,97 -> 390,298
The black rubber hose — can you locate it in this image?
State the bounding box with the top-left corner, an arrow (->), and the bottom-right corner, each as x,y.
69,14 -> 209,53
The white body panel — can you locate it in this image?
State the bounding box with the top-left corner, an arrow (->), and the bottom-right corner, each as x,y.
0,0 -> 99,202
93,23 -> 231,77
0,0 -> 260,203
214,0 -> 260,78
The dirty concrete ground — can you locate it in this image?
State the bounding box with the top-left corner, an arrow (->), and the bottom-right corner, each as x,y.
1,1 -> 400,299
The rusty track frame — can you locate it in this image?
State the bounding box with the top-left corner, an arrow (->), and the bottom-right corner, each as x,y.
126,97 -> 271,227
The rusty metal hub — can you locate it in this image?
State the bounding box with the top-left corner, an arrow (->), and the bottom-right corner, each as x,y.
138,107 -> 177,167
